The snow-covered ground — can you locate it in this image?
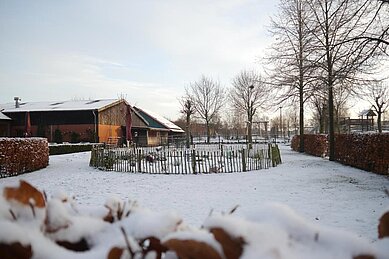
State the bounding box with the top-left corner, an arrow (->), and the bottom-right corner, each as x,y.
0,144 -> 388,243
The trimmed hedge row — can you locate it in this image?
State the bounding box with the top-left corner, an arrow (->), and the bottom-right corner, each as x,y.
291,134 -> 328,157
291,133 -> 389,175
334,133 -> 389,175
0,138 -> 49,177
49,143 -> 98,156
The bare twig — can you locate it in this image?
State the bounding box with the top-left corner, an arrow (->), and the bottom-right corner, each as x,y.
9,209 -> 17,220
120,227 -> 134,257
229,205 -> 240,214
29,201 -> 36,218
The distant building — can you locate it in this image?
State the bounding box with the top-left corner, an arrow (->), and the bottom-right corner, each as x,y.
339,109 -> 377,133
0,98 -> 184,146
0,99 -> 128,143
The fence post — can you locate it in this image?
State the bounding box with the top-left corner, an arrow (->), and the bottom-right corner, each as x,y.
137,150 -> 142,173
242,148 -> 247,172
89,147 -> 96,167
191,150 -> 196,174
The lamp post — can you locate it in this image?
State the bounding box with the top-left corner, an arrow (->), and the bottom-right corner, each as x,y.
279,106 -> 283,141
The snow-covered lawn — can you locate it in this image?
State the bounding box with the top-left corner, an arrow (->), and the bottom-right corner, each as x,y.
1,144 -> 388,242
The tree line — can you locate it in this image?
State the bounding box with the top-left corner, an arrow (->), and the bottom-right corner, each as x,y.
178,0 -> 388,160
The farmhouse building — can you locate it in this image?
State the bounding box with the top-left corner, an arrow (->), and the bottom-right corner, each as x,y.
132,106 -> 184,146
0,98 -> 184,146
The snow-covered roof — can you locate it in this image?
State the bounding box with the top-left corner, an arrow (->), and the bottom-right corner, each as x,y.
0,99 -> 121,113
359,109 -> 376,117
135,107 -> 184,133
0,112 -> 11,120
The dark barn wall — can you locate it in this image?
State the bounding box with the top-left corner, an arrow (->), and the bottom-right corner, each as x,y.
0,121 -> 10,137
5,110 -> 95,126
10,124 -> 96,143
5,111 -> 97,142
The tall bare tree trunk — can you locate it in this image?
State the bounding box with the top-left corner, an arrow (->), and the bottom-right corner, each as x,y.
298,2 -> 305,152
186,114 -> 191,148
299,87 -> 305,152
377,109 -> 382,133
206,121 -> 210,143
324,0 -> 335,161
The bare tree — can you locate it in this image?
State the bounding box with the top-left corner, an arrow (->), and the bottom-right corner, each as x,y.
230,70 -> 267,148
187,75 -> 225,143
366,81 -> 389,132
310,93 -> 328,133
333,82 -> 352,133
306,0 -> 386,160
179,95 -> 196,148
225,108 -> 246,140
267,0 -> 317,152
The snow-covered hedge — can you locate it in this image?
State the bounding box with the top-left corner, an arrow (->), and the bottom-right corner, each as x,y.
335,133 -> 389,175
0,138 -> 49,178
291,134 -> 389,175
0,180 -> 388,259
291,134 -> 328,157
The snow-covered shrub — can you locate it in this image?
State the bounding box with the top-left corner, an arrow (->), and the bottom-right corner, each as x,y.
0,180 -> 388,259
0,138 -> 49,177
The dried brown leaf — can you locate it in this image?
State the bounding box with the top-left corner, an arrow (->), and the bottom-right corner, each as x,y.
378,211 -> 389,239
163,238 -> 223,259
0,242 -> 32,259
141,237 -> 167,259
103,211 -> 114,223
210,227 -> 245,259
107,247 -> 124,259
56,238 -> 89,252
3,180 -> 45,208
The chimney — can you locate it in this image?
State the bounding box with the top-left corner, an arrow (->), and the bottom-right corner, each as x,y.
14,97 -> 21,108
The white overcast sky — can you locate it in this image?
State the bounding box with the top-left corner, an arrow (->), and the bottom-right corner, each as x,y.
0,0 -> 279,120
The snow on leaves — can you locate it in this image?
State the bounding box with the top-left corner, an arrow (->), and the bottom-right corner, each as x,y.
0,180 -> 388,259
4,180 -> 46,208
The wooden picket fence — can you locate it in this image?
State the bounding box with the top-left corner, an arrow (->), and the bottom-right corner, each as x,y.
90,144 -> 282,174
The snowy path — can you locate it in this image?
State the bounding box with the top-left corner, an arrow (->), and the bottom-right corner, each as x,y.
0,144 -> 388,242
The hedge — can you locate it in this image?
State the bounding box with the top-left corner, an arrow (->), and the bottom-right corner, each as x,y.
291,134 -> 328,157
0,138 -> 49,178
334,133 -> 389,175
49,143 -> 101,155
291,133 -> 389,175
